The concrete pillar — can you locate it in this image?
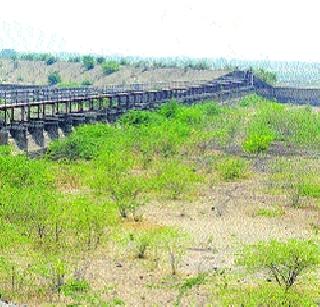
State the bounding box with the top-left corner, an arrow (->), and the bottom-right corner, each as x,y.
128,93 -> 135,110
0,128 -> 8,145
68,113 -> 86,127
9,125 -> 27,151
84,111 -> 98,124
27,121 -> 44,148
133,92 -> 143,110
58,114 -> 73,135
44,116 -> 59,140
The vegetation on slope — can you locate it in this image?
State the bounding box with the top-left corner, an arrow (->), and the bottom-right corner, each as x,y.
0,96 -> 320,304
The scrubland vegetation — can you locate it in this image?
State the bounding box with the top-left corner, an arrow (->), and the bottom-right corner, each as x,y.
1,95 -> 320,305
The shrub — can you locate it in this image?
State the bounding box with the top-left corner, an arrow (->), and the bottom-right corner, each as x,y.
155,227 -> 190,276
199,102 -> 220,116
81,79 -> 92,86
215,157 -> 249,181
125,227 -> 161,259
48,71 -> 61,85
255,68 -> 277,84
82,56 -> 94,70
47,124 -> 116,160
243,133 -> 274,154
158,101 -> 179,119
297,177 -> 320,198
62,279 -> 90,296
255,206 -> 284,218
108,175 -> 145,218
221,283 -> 316,306
96,56 -> 105,64
119,110 -> 162,127
102,61 -> 120,75
152,160 -> 200,199
46,56 -> 57,66
239,94 -> 264,107
238,239 -> 320,290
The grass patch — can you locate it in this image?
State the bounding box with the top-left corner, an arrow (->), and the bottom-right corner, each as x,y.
215,156 -> 249,181
254,206 -> 284,218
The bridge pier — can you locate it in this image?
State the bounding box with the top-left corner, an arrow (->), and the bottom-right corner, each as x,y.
9,124 -> 27,151
44,116 -> 59,140
27,121 -> 44,149
134,92 -> 143,110
85,111 -> 98,124
68,112 -> 86,127
0,128 -> 8,145
58,114 -> 73,135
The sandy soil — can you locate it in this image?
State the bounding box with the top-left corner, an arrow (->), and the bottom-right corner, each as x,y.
71,159 -> 319,306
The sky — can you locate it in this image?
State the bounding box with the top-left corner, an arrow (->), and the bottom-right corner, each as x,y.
1,0 -> 320,62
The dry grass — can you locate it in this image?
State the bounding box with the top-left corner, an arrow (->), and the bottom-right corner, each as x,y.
0,59 -> 227,86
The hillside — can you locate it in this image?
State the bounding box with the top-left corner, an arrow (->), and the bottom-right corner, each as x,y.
0,59 -> 228,87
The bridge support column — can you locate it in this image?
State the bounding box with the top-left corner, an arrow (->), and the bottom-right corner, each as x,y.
85,111 -> 98,124
68,113 -> 86,127
58,114 -> 73,135
44,117 -> 59,140
97,109 -> 108,123
9,125 -> 27,151
27,121 -> 44,149
0,128 -> 8,145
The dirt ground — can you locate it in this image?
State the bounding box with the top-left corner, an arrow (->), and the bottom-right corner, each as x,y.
70,154 -> 320,307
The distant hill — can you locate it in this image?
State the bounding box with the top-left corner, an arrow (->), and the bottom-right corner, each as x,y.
0,58 -> 228,87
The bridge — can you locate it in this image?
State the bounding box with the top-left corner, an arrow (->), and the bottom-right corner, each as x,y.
0,70 -> 255,153
2,69 -> 319,154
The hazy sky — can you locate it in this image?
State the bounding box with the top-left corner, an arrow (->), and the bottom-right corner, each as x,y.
1,0 -> 320,61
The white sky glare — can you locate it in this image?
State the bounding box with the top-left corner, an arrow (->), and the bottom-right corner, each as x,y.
1,0 -> 320,62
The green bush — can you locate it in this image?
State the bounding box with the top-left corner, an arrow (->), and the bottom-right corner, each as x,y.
47,124 -> 117,160
48,71 -> 61,85
101,61 -> 120,75
82,56 -> 94,70
298,180 -> 320,198
215,157 -> 249,181
239,94 -> 264,107
221,283 -> 316,307
243,133 -> 274,154
152,160 -> 200,199
119,110 -> 162,127
62,279 -> 90,296
81,79 -> 92,86
255,206 -> 284,218
0,155 -> 52,189
46,56 -> 57,66
159,101 -> 179,119
96,56 -> 105,64
238,239 -> 320,290
255,68 -> 277,84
